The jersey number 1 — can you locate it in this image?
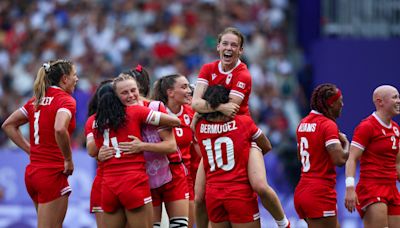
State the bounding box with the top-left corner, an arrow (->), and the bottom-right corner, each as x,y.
33,111 -> 40,144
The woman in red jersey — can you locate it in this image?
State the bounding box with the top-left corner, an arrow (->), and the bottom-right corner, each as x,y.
294,83 -> 349,228
345,85 -> 400,228
192,27 -> 289,228
97,69 -> 180,227
195,85 -> 272,228
85,79 -> 113,228
149,74 -> 195,227
2,60 -> 78,227
90,75 -> 180,228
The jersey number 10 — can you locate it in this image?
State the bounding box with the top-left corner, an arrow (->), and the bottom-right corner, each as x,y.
202,137 -> 235,172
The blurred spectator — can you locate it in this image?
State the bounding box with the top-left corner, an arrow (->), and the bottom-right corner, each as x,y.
0,0 -> 305,188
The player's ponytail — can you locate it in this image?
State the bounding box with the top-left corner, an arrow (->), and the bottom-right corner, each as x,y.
33,60 -> 74,109
33,63 -> 50,109
151,74 -> 182,105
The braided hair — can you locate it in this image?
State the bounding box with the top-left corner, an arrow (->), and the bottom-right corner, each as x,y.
310,83 -> 339,121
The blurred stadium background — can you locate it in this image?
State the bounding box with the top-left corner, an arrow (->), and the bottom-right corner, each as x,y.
0,0 -> 399,227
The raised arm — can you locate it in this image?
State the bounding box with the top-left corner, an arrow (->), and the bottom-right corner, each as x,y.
1,109 -> 30,154
191,83 -> 212,113
192,83 -> 239,116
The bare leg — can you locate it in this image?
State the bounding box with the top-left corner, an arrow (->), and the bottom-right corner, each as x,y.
94,212 -> 104,228
210,221 -> 231,228
388,215 -> 400,228
195,160 -> 209,228
306,216 -> 339,228
103,208 -> 127,228
165,199 -> 189,227
34,202 -> 38,212
232,220 -> 260,228
37,195 -> 69,228
152,205 -> 162,227
363,203 -> 388,228
125,203 -> 153,228
189,200 -> 195,228
248,148 -> 286,221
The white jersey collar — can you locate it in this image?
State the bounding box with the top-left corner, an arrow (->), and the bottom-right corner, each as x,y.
218,59 -> 241,75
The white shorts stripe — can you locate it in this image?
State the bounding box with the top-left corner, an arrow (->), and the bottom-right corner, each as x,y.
61,186 -> 72,195
323,210 -> 336,217
91,207 -> 104,213
144,196 -> 152,204
253,212 -> 260,220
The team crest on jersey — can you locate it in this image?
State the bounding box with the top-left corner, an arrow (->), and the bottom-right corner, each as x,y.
211,73 -> 217,81
226,73 -> 232,84
237,81 -> 246,89
183,114 -> 191,125
393,127 -> 399,137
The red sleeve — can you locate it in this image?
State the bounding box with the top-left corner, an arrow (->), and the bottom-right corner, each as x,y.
21,97 -> 35,117
230,69 -> 251,102
197,63 -> 212,86
133,105 -> 153,124
351,121 -> 372,150
57,95 -> 76,118
321,119 -> 340,147
84,115 -> 95,136
241,115 -> 262,140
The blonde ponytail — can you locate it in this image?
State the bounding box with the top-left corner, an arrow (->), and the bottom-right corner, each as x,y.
33,66 -> 49,109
